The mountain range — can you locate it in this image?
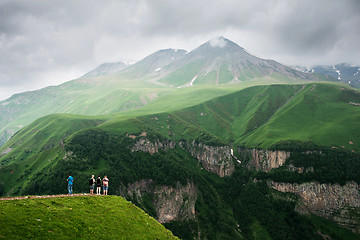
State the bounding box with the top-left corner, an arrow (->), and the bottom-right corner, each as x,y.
1,37 -> 360,239
293,63 -> 360,88
0,37 -> 327,147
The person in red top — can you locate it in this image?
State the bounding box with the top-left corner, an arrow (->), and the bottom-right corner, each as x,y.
102,175 -> 109,195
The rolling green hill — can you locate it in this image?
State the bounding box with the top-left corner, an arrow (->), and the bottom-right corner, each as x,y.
100,83 -> 360,152
1,82 -> 360,239
1,83 -> 359,196
0,37 -> 326,148
238,84 -> 360,149
0,195 -> 177,239
0,77 -> 170,147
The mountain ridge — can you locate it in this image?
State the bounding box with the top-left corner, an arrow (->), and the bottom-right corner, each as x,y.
81,61 -> 129,78
1,82 -> 360,239
293,63 -> 360,88
156,37 -> 317,87
0,36 -> 336,147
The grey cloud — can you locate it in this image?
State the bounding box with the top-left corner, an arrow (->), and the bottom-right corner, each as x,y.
0,0 -> 359,100
271,1 -> 360,54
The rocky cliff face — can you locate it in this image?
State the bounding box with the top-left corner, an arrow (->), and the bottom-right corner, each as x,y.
270,181 -> 360,233
121,179 -> 198,223
131,137 -> 235,177
131,138 -> 176,154
181,141 -> 235,177
238,148 -> 290,172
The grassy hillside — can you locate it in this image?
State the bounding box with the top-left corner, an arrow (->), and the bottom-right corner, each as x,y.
0,75 -> 175,144
0,195 -> 177,239
101,83 -> 360,152
1,82 -> 359,196
0,114 -> 108,196
0,41 -> 324,147
1,82 -> 360,239
237,84 -> 360,150
0,36 -> 333,148
4,127 -> 357,239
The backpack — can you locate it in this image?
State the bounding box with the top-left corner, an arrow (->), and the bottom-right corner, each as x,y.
89,178 -> 93,185
97,178 -> 101,184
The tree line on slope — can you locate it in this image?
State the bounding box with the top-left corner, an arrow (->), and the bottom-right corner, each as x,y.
19,130 -> 358,239
261,141 -> 360,185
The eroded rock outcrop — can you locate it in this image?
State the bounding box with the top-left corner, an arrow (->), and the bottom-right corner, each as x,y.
122,179 -> 198,223
131,138 -> 176,155
131,138 -> 235,177
182,141 -> 235,177
238,148 -> 290,172
270,181 -> 360,233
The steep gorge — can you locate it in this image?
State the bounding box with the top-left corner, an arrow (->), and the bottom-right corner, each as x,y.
130,137 -> 360,232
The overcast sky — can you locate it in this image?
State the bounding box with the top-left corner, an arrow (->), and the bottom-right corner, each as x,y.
1,0 -> 359,101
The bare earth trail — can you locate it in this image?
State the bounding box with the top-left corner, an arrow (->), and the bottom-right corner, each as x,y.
0,193 -> 98,201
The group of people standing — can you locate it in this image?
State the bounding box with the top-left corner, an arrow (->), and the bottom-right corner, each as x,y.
66,174 -> 109,195
89,175 -> 109,195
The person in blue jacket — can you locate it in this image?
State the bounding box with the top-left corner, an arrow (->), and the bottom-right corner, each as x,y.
67,174 -> 74,194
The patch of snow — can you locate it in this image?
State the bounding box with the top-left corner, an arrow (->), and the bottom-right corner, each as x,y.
354,68 -> 360,76
124,60 -> 137,65
336,70 -> 341,80
155,68 -> 161,72
177,75 -> 198,88
171,57 -> 174,60
174,49 -> 178,52
333,66 -> 341,80
189,75 -> 197,86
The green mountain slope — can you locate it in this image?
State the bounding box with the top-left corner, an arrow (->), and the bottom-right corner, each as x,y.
0,113 -> 108,196
0,37 -> 326,148
0,195 -> 177,239
0,78 -> 169,146
101,83 -> 360,152
238,84 -> 360,149
2,83 -> 359,196
1,83 -> 360,239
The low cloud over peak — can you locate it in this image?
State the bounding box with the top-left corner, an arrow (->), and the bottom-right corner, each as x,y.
209,36 -> 227,48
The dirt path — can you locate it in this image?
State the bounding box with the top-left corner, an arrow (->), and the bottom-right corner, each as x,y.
0,193 -> 100,201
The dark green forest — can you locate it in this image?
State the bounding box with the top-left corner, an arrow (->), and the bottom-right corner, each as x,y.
258,141 -> 360,185
19,129 -> 359,239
